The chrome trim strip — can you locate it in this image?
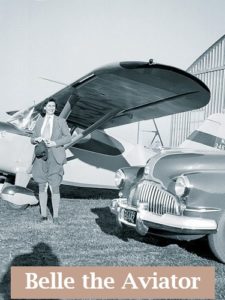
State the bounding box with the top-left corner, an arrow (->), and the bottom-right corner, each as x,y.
118,218 -> 136,227
119,204 -> 138,211
185,207 -> 221,212
140,211 -> 217,231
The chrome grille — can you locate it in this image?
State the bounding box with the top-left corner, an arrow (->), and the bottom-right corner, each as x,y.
135,180 -> 180,215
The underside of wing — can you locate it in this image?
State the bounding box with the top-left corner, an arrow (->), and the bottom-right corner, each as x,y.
35,61 -> 210,129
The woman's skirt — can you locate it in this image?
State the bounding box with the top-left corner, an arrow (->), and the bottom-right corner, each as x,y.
32,149 -> 64,187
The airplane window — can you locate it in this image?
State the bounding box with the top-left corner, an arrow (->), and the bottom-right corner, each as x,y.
8,106 -> 40,132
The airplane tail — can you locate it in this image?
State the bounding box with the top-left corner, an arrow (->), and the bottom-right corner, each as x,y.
180,113 -> 225,151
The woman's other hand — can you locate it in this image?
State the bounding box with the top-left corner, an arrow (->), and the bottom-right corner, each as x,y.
45,140 -> 56,148
35,137 -> 43,143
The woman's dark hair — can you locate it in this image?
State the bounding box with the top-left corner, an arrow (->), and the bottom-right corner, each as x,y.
40,98 -> 58,117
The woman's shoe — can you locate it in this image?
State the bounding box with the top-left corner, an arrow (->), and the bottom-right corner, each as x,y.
40,216 -> 48,222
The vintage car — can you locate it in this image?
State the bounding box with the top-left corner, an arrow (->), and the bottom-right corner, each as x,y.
110,148 -> 225,263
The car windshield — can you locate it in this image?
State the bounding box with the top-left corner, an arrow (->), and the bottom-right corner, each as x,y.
8,106 -> 40,132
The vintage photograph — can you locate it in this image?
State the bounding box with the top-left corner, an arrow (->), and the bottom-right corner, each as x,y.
0,0 -> 224,299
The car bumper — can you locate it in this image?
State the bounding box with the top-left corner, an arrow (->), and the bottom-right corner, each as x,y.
110,198 -> 217,236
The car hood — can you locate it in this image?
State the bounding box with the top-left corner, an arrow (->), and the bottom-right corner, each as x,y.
145,148 -> 225,187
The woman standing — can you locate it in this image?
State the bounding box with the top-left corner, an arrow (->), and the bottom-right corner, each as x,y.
31,98 -> 72,225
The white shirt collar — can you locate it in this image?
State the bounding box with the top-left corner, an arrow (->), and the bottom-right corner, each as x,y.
45,114 -> 54,119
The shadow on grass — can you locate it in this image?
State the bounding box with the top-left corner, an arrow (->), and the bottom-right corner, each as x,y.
91,206 -> 218,263
91,206 -> 173,246
0,242 -> 60,300
177,237 -> 217,262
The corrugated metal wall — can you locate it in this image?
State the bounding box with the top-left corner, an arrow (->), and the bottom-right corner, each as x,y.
170,35 -> 225,147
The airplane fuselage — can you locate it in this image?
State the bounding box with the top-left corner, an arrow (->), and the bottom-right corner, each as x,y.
0,121 -> 150,189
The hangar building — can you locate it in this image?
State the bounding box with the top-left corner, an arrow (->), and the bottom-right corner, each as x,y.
170,35 -> 225,147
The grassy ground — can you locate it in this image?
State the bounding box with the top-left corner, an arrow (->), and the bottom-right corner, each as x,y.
0,187 -> 225,299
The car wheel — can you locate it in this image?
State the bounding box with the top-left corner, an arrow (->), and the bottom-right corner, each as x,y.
5,201 -> 28,210
208,212 -> 225,263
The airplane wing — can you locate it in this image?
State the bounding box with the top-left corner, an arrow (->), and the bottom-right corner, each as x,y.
35,61 -> 210,131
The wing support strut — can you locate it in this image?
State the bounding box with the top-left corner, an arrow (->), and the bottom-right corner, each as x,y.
152,119 -> 163,146
65,108 -> 120,149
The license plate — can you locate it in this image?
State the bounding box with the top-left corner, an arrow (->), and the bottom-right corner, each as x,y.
123,209 -> 137,224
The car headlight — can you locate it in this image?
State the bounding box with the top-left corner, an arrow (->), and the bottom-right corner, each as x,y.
175,175 -> 190,197
115,169 -> 126,188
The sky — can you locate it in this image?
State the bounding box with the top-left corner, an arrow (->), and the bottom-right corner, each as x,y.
0,0 -> 224,146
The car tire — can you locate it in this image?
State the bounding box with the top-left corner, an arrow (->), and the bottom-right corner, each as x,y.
5,201 -> 28,210
208,212 -> 225,263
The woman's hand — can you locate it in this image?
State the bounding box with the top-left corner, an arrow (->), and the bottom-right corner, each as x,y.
34,137 -> 43,143
45,140 -> 56,148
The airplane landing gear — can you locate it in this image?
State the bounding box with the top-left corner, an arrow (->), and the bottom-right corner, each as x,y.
0,174 -> 38,209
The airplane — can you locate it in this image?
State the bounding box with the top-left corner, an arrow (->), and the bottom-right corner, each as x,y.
0,60 -> 210,209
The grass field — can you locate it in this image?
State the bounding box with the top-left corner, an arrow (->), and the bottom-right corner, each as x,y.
0,186 -> 225,299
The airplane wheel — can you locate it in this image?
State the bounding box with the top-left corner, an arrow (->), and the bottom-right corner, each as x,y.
208,212 -> 225,263
5,201 -> 28,210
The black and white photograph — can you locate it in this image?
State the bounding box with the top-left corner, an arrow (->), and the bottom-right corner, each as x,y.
0,0 -> 225,299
